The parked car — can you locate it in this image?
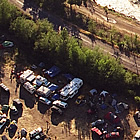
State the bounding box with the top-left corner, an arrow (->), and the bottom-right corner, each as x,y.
23,82 -> 36,94
2,41 -> 14,48
75,95 -> 86,105
104,112 -> 120,124
0,83 -> 9,93
91,119 -> 105,127
51,93 -> 60,101
21,128 -> 27,138
29,127 -> 43,139
134,111 -> 140,121
117,102 -> 129,110
105,132 -> 120,139
0,114 -> 7,130
133,130 -> 140,140
10,105 -> 18,115
1,105 -> 9,113
52,100 -> 68,109
13,99 -> 23,109
51,106 -> 63,115
91,127 -> 103,136
39,97 -> 51,105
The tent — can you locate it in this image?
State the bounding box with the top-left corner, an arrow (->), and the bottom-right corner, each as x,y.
45,66 -> 61,78
100,90 -> 109,97
89,89 -> 97,96
100,104 -> 107,110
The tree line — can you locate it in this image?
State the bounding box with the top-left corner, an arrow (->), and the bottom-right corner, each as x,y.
0,0 -> 140,103
33,0 -> 140,55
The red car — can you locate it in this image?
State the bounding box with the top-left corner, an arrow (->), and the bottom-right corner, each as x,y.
105,132 -> 120,139
104,112 -> 120,124
91,127 -> 103,136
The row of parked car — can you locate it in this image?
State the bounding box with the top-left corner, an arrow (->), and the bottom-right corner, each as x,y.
17,68 -> 83,115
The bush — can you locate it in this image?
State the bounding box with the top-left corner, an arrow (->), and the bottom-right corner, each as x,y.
128,90 -> 136,96
134,96 -> 140,103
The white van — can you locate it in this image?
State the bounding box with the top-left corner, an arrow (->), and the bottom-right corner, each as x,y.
52,100 -> 68,109
23,82 -> 35,94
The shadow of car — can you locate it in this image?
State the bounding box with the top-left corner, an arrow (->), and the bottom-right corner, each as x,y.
8,120 -> 17,138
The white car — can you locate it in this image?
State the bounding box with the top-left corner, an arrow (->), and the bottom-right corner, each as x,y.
0,114 -> 7,130
39,97 -> 51,105
23,82 -> 35,94
52,100 -> 68,109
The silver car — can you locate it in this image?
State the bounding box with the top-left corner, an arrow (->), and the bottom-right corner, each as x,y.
39,97 -> 51,105
52,100 -> 68,109
91,119 -> 105,127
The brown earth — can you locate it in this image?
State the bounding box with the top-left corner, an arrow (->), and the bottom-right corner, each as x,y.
0,55 -> 139,140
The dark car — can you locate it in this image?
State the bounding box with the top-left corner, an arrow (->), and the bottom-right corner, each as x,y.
13,99 -> 23,109
104,112 -> 120,124
105,132 -> 120,139
51,106 -> 63,115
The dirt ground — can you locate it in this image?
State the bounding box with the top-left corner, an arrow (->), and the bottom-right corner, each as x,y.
0,57 -> 139,140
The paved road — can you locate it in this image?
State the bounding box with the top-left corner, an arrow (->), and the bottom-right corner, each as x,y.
8,0 -> 140,74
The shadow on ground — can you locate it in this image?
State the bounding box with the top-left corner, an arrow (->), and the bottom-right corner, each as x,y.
19,86 -> 36,109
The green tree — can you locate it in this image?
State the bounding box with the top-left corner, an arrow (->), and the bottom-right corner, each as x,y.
36,19 -> 54,34
10,17 -> 37,43
0,0 -> 20,28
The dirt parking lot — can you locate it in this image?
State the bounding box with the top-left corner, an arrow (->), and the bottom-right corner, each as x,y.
0,58 -> 139,140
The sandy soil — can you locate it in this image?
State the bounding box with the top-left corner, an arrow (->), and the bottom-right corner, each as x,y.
0,56 -> 139,140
